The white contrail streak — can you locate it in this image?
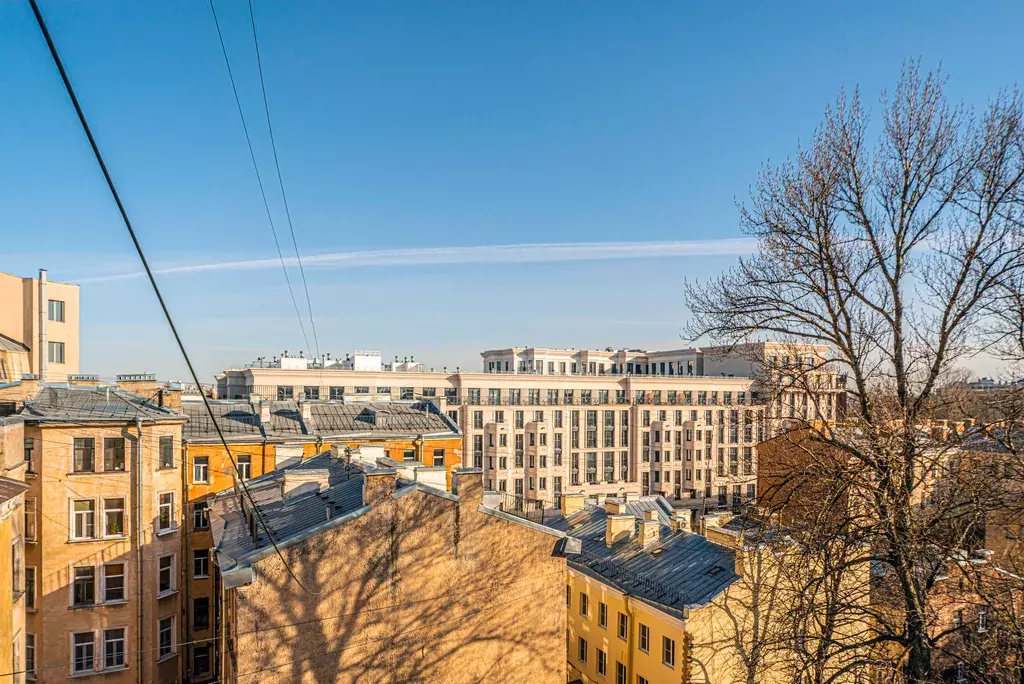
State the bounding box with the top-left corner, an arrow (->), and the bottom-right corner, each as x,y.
76,238 -> 756,283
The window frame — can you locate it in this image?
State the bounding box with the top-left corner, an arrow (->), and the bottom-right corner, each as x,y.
236,454 -> 252,481
103,563 -> 125,603
71,632 -> 95,674
639,623 -> 650,653
193,456 -> 210,484
157,492 -> 176,533
159,435 -> 174,468
73,438 -> 95,473
617,611 -> 628,640
103,437 -> 126,472
193,549 -> 210,579
103,497 -> 126,538
158,616 -> 175,660
157,553 -> 176,597
662,635 -> 676,667
103,627 -> 127,670
71,565 -> 96,607
71,499 -> 96,540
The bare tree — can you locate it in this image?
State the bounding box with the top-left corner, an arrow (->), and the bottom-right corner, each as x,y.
685,62 -> 1024,682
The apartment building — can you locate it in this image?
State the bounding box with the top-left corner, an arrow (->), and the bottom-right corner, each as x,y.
178,396 -> 461,681
209,458 -> 570,683
0,269 -> 80,384
1,417 -> 31,682
18,386 -> 188,684
217,343 -> 841,512
546,494 -> 868,684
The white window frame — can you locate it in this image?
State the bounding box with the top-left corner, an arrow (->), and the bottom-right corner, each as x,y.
24,497 -> 37,542
193,501 -> 210,530
25,633 -> 36,679
158,616 -> 176,661
48,340 -> 65,364
48,298 -> 65,322
71,631 -> 95,674
193,456 -> 209,484
102,627 -> 127,671
102,563 -> 126,604
157,492 -> 176,534
157,553 -> 176,597
103,497 -> 126,538
71,499 -> 96,541
236,454 -> 252,481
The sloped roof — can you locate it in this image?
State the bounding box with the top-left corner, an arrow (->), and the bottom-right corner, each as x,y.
182,401 -> 262,440
0,476 -> 29,505
212,452 -> 366,563
310,401 -> 455,436
544,497 -> 739,614
0,332 -> 29,353
22,386 -> 183,422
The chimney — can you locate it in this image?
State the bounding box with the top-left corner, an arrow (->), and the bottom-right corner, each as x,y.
644,508 -> 659,521
670,511 -> 690,533
605,514 -> 634,547
561,493 -> 586,516
605,499 -> 625,515
281,469 -> 330,500
624,492 -> 640,503
116,373 -> 159,397
637,518 -> 660,549
158,385 -> 182,411
299,398 -> 312,424
363,468 -> 398,507
259,400 -> 271,427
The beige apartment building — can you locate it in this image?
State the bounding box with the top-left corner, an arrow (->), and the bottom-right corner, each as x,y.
217,343 -> 842,516
0,269 -> 80,384
18,386 -> 187,684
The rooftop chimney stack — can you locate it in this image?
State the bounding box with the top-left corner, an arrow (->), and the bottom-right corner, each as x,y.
605,514 -> 634,547
637,517 -> 660,548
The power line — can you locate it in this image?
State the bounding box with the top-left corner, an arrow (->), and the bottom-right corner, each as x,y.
27,0 -> 316,595
246,0 -> 321,363
206,0 -> 313,357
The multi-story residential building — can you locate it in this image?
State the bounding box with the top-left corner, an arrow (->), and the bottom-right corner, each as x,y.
18,386 -> 188,684
178,395 -> 462,682
0,269 -> 80,384
209,458 -> 570,683
1,417 -> 30,682
216,343 -> 842,514
545,493 -> 868,684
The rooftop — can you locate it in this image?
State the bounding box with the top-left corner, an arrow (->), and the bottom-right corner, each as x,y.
0,476 -> 29,505
182,399 -> 459,442
21,386 -> 184,423
543,497 -> 740,616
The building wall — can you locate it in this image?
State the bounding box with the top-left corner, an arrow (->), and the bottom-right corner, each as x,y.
0,270 -> 80,383
25,420 -> 185,684
224,470 -> 567,684
565,568 -> 687,684
1,418 -> 29,682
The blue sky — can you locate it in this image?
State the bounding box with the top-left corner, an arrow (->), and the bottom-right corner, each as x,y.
2,1 -> 1022,380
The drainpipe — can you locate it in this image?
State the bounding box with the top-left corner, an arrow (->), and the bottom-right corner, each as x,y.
135,418 -> 145,683
38,268 -> 47,382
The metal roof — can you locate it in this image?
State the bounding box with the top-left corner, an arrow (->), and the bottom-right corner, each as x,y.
21,386 -> 184,422
0,332 -> 29,353
181,401 -> 263,440
212,452 -> 367,564
0,476 -> 29,505
544,497 -> 739,614
310,401 -> 455,436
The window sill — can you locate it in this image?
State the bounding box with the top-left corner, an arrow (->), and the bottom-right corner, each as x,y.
194,574 -> 210,580
158,589 -> 179,600
102,535 -> 128,541
156,466 -> 177,472
155,528 -> 178,538
156,653 -> 178,664
102,599 -> 129,607
67,471 -> 127,477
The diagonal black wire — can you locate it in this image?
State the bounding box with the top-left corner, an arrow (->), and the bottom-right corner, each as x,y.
247,0 -> 321,363
207,0 -> 312,357
26,0 -> 318,595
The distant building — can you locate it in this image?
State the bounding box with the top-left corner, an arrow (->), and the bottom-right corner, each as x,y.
210,460 -> 570,683
216,343 -> 844,511
1,418 -> 30,682
0,269 -> 80,383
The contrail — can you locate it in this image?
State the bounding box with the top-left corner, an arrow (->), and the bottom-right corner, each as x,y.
75,238 -> 756,283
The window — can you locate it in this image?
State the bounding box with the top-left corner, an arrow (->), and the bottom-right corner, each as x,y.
73,566 -> 95,606
598,601 -> 607,628
237,454 -> 252,481
48,341 -> 65,364
73,438 -> 95,472
159,435 -> 174,468
277,385 -> 294,400
194,549 -> 210,578
566,584 -> 571,608
25,566 -> 36,610
158,555 -> 175,595
433,448 -> 445,466
639,623 -> 650,652
158,616 -> 174,659
72,500 -> 95,539
193,597 -> 210,630
597,648 -> 607,676
194,501 -> 209,530
580,591 -> 589,617
73,632 -> 95,673
376,387 -> 391,395
48,299 -> 65,322
617,612 -> 628,640
103,498 -> 125,536
303,386 -> 320,400
329,386 -> 344,400
473,410 -> 484,428
638,677 -> 649,684
403,450 -> 416,462
24,497 -> 36,542
193,646 -> 211,675
953,609 -> 963,628
104,628 -> 125,669
663,636 -> 676,667
616,662 -> 626,684
577,636 -> 588,664
103,564 -> 124,602
24,438 -> 35,473
158,493 -> 174,532
978,607 -> 988,633
103,438 -> 125,471
193,456 -> 209,483
12,539 -> 22,595
25,634 -> 35,677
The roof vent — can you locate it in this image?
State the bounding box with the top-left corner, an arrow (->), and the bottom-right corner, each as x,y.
281,469 -> 331,501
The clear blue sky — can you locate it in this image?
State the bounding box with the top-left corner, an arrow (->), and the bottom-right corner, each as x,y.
2,1 -> 1021,380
